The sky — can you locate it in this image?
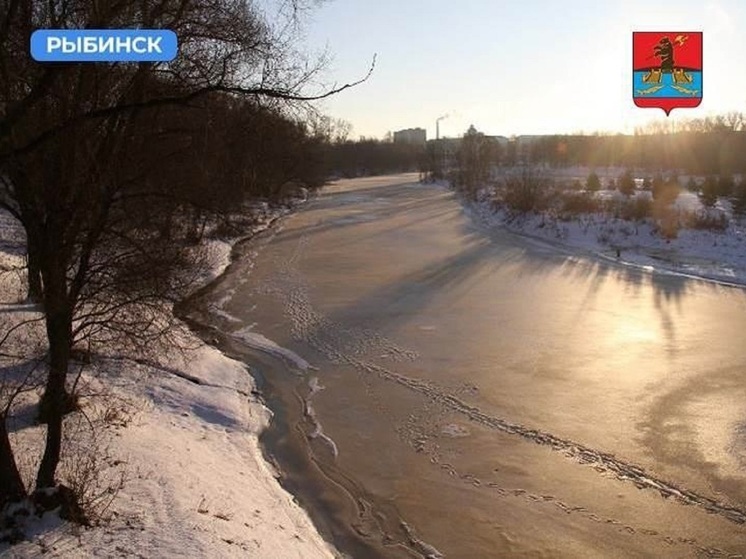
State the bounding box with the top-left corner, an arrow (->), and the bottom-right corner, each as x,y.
299,0 -> 746,140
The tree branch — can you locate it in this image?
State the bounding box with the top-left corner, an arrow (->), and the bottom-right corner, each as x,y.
1,54 -> 377,163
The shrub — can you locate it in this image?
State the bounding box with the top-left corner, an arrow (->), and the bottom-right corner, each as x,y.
684,210 -> 729,231
586,171 -> 601,192
499,171 -> 552,213
700,175 -> 718,207
718,174 -> 735,197
652,176 -> 679,205
559,191 -> 600,215
616,196 -> 651,221
58,407 -> 129,526
732,180 -> 746,216
654,207 -> 680,239
618,171 -> 635,197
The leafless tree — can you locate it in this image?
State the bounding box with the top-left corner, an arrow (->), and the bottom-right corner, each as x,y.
0,0 -> 372,514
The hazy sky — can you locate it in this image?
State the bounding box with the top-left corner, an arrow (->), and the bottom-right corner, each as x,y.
302,0 -> 746,140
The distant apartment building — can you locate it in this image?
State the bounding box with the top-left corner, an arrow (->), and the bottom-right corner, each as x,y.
393,127 -> 427,146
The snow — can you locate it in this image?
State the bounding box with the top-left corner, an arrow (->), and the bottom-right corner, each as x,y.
0,203 -> 337,558
200,239 -> 234,284
304,377 -> 338,459
466,169 -> 746,288
232,328 -> 312,373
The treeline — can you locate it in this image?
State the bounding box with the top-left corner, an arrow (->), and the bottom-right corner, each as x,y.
527,114 -> 746,173
442,122 -> 746,241
323,139 -> 426,177
51,95 -> 328,247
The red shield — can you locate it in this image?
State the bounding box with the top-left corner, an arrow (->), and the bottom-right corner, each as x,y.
633,32 -> 702,116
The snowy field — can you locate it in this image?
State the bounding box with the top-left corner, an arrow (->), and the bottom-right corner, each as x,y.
0,205 -> 336,558
467,166 -> 746,288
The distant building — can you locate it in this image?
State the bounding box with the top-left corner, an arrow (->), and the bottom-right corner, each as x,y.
393,128 -> 427,146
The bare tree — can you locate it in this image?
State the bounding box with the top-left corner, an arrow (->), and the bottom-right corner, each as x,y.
455,125 -> 500,198
0,0 -> 372,513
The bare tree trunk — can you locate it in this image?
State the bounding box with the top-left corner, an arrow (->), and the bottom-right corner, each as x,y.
26,235 -> 43,303
0,417 -> 26,506
36,268 -> 72,489
158,209 -> 174,241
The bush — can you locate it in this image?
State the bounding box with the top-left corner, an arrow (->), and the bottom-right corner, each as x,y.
559,191 -> 600,215
718,174 -> 735,197
618,171 -> 635,197
586,171 -> 601,192
683,210 -> 729,231
616,196 -> 651,221
652,176 -> 679,205
499,171 -> 552,213
732,180 -> 746,216
58,405 -> 129,526
700,175 -> 718,207
654,207 -> 680,239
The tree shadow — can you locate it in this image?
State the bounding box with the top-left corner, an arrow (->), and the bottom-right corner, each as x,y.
323,237 -> 497,331
1,357 -> 47,433
278,177 -> 744,380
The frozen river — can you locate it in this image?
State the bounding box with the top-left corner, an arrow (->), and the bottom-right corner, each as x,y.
197,173 -> 746,557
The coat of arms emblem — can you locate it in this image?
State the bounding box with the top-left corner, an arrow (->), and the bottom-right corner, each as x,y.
633,32 -> 702,115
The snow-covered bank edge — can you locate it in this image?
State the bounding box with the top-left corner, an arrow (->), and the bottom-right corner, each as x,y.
457,182 -> 746,290
2,202 -> 338,558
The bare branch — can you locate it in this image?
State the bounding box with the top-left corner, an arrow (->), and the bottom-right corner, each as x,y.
1,54 -> 377,162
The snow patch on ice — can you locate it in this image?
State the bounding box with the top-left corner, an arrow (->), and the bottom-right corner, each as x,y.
232,327 -> 312,373
209,306 -> 242,323
440,423 -> 471,438
401,521 -> 445,559
308,375 -> 324,396
304,377 -> 339,459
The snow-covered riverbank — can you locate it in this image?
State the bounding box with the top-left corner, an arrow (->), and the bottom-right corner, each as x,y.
0,204 -> 337,558
463,171 -> 746,288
